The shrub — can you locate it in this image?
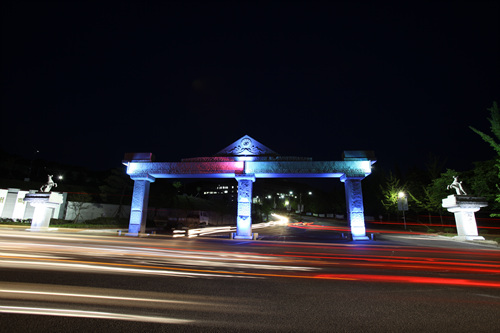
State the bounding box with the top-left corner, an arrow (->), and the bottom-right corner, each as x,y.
55,223 -> 124,229
84,217 -> 129,227
0,218 -> 31,224
50,219 -> 68,225
443,227 -> 456,233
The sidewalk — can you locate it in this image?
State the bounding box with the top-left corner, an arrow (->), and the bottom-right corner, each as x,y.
377,233 -> 499,250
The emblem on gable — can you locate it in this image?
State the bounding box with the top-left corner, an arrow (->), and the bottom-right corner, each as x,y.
215,135 -> 278,156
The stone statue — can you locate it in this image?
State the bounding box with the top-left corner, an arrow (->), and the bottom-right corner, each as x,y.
40,175 -> 57,192
447,176 -> 466,195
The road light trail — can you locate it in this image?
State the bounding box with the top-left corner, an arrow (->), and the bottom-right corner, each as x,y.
1,229 -> 499,289
1,253 -> 500,288
314,274 -> 500,288
0,306 -> 195,324
0,288 -> 207,305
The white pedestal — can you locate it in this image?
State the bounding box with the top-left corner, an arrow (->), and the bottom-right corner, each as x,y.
24,192 -> 64,231
442,195 -> 487,241
231,232 -> 258,240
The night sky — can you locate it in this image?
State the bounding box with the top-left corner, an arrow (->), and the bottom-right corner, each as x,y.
2,1 -> 499,173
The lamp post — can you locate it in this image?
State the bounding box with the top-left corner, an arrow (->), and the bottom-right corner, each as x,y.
298,192 -> 312,214
398,191 -> 408,230
26,149 -> 39,182
299,193 -> 303,213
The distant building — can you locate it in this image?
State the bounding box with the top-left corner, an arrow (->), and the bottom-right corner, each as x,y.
202,183 -> 237,202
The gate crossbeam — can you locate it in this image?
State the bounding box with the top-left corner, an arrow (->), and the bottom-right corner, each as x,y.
123,135 -> 376,240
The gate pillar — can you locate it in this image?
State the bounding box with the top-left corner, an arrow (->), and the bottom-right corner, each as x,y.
341,175 -> 369,240
233,174 -> 256,240
127,174 -> 155,236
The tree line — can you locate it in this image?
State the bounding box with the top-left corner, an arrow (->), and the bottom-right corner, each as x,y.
377,102 -> 499,221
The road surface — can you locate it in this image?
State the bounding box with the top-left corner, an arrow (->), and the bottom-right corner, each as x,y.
0,223 -> 499,332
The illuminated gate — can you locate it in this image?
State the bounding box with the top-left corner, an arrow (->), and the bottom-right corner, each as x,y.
123,135 -> 376,240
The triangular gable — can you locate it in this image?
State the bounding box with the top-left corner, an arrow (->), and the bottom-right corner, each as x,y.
215,135 -> 278,156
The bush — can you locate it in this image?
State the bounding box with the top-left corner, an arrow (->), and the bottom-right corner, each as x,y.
443,227 -> 456,233
479,229 -> 489,235
52,217 -> 128,227
0,217 -> 129,229
55,224 -> 124,229
0,218 -> 31,224
84,217 -> 129,227
50,219 -> 68,225
427,228 -> 436,233
0,218 -> 15,224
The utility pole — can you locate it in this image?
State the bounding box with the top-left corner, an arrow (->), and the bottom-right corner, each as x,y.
25,149 -> 39,182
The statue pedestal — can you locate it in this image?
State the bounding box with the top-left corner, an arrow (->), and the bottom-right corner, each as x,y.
24,192 -> 64,231
442,195 -> 487,241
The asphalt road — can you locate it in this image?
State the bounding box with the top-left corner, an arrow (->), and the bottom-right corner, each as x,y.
0,223 -> 499,332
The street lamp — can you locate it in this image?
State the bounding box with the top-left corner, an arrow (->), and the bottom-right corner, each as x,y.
26,149 -> 39,182
398,192 -> 408,230
297,192 -> 312,214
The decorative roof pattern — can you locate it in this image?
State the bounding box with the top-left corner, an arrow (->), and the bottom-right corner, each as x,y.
215,135 -> 278,156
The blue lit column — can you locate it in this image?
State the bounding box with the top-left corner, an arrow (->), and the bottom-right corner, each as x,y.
127,174 -> 155,236
233,174 -> 256,239
341,175 -> 369,240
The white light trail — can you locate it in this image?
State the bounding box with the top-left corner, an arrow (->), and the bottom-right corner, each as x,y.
0,252 -> 64,259
0,259 -> 259,279
0,289 -> 207,305
0,306 -> 194,324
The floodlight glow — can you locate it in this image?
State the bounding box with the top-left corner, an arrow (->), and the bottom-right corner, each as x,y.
236,156 -> 255,162
126,163 -> 138,175
398,192 -> 405,198
364,161 -> 372,173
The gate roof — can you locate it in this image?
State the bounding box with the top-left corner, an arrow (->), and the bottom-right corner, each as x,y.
123,135 -> 375,180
